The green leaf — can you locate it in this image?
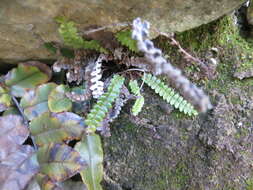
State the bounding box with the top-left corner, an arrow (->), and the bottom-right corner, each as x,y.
4,62 -> 52,97
20,83 -> 57,120
0,85 -> 12,112
75,134 -> 103,190
37,143 -> 86,182
30,112 -> 86,146
48,84 -> 72,113
115,29 -> 138,52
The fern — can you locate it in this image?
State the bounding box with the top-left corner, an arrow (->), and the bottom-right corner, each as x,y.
86,75 -> 125,133
129,80 -> 144,116
115,30 -> 138,52
142,73 -> 198,116
129,80 -> 141,95
56,17 -> 107,53
131,96 -> 144,116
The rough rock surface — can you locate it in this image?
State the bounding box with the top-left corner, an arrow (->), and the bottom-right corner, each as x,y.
103,84 -> 253,190
102,15 -> 253,190
0,0 -> 245,63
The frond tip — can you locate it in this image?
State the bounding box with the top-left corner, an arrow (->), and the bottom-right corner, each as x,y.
132,96 -> 144,116
85,75 -> 125,133
129,80 -> 145,116
142,73 -> 198,116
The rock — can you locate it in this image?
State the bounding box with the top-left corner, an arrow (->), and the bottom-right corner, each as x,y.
0,0 -> 245,63
234,67 -> 253,79
247,1 -> 253,25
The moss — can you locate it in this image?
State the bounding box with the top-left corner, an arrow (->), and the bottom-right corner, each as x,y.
175,16 -> 236,52
171,162 -> 190,189
158,14 -> 253,94
235,128 -> 249,139
246,179 -> 253,190
153,162 -> 190,190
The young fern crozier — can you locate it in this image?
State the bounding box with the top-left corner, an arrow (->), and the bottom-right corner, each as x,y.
143,73 -> 198,116
85,75 -> 125,133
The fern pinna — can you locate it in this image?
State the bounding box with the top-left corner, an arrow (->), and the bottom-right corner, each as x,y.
142,73 -> 198,116
129,80 -> 144,116
85,75 -> 125,133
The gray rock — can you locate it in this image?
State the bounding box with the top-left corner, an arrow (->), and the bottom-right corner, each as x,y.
247,1 -> 253,25
0,0 -> 245,63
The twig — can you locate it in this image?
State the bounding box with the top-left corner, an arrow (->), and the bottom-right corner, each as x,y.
118,68 -> 145,74
81,22 -> 131,35
159,32 -> 210,73
11,96 -> 38,150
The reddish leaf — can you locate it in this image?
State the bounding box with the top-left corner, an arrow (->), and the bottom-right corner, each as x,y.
37,143 -> 87,182
0,115 -> 39,190
0,115 -> 29,160
36,173 -> 63,190
0,145 -> 39,190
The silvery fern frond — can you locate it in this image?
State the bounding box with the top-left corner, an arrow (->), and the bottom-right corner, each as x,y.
132,18 -> 212,112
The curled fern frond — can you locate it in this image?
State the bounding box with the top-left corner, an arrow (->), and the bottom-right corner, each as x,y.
142,73 -> 198,116
115,30 -> 138,52
86,75 -> 125,133
129,80 -> 144,116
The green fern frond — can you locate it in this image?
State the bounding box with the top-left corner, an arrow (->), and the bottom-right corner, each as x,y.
142,73 -> 198,116
56,17 -> 107,53
86,75 -> 125,132
129,80 -> 144,116
129,80 -> 141,95
115,30 -> 138,52
132,96 -> 144,116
